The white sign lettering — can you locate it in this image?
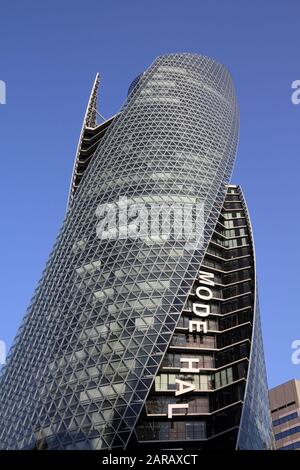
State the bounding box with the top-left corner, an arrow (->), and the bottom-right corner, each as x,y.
175,379 -> 196,396
189,320 -> 207,333
198,270 -> 215,286
168,403 -> 189,418
192,303 -> 210,317
167,270 -> 215,419
180,358 -> 200,373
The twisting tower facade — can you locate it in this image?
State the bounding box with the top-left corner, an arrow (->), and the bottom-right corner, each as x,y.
0,54 -> 273,450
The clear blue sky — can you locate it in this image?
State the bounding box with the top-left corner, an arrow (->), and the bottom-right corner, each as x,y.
0,0 -> 299,388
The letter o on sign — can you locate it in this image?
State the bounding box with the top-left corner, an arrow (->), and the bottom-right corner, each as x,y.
196,286 -> 212,300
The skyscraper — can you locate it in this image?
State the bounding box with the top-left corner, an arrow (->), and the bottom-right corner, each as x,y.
0,53 -> 273,450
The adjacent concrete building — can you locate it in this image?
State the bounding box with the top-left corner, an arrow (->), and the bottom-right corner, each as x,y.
269,379 -> 300,450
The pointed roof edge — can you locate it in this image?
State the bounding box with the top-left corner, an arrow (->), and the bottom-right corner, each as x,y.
85,73 -> 100,128
67,73 -> 100,208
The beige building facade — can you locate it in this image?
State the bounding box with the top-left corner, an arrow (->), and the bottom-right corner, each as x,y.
269,379 -> 300,450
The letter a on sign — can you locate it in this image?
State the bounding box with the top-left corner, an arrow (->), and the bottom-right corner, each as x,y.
175,379 -> 196,396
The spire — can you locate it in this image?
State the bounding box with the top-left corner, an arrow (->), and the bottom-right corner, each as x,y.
85,73 -> 100,128
67,73 -> 100,207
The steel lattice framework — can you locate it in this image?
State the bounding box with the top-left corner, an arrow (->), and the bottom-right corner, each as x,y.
0,54 -> 241,449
